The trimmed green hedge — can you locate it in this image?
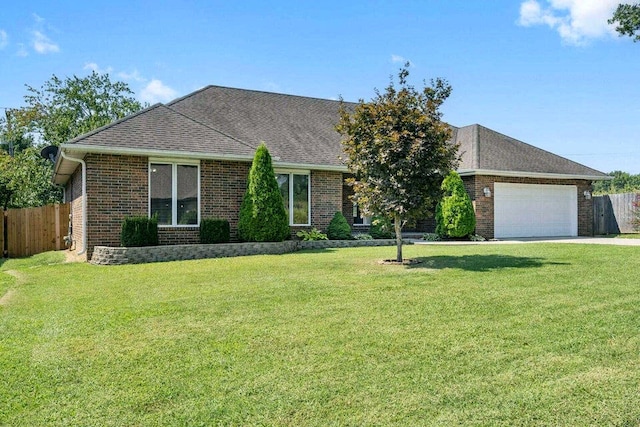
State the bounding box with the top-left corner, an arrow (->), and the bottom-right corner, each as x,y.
121,216 -> 159,247
200,219 -> 231,244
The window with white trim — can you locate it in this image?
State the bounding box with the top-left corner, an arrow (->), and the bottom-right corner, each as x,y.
149,161 -> 200,226
352,203 -> 371,226
276,171 -> 310,226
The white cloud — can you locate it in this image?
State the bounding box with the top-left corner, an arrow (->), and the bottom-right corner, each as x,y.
118,69 -> 145,82
83,62 -> 113,74
139,79 -> 178,104
518,0 -> 624,45
0,30 -> 7,49
32,30 -> 59,53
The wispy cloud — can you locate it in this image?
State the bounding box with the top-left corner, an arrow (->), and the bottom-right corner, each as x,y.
83,62 -> 113,74
118,69 -> 145,82
0,30 -> 7,49
517,0 -> 622,45
391,54 -> 410,64
140,79 -> 178,104
32,30 -> 59,53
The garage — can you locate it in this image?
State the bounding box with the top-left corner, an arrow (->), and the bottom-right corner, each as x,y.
494,183 -> 578,238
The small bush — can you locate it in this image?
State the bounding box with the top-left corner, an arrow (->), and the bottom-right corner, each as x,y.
327,211 -> 352,240
470,234 -> 486,242
121,216 -> 158,247
369,216 -> 393,239
200,219 -> 230,244
296,228 -> 328,241
436,171 -> 476,238
353,233 -> 373,240
422,233 -> 441,241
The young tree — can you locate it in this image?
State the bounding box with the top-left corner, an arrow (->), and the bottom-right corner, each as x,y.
609,3 -> 640,42
336,65 -> 459,262
238,143 -> 290,242
435,171 -> 476,238
15,71 -> 144,146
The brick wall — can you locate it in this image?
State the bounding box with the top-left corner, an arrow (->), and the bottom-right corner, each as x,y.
80,155 -> 345,258
200,160 -> 250,241
85,154 -> 149,258
309,170 -> 343,232
65,165 -> 84,253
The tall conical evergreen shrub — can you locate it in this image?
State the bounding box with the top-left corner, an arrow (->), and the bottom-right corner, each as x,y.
435,171 -> 476,238
238,143 -> 290,242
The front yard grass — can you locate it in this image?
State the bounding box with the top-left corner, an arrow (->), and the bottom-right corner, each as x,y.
1,244 -> 640,426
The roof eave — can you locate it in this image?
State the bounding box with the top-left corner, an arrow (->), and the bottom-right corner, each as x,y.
457,168 -> 613,181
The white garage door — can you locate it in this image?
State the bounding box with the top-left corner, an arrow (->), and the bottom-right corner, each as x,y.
494,183 -> 578,238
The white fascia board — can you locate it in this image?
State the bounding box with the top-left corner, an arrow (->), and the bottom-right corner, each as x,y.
457,168 -> 613,181
59,144 -> 349,173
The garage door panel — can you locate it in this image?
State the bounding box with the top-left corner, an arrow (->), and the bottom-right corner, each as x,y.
494,183 -> 577,238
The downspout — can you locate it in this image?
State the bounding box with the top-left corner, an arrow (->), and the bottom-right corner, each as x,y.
59,150 -> 88,255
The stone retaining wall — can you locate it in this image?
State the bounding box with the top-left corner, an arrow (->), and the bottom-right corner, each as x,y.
91,239 -> 401,265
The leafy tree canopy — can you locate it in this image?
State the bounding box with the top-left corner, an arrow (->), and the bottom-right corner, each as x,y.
593,170 -> 640,194
14,71 -> 144,146
336,65 -> 459,261
609,3 -> 640,42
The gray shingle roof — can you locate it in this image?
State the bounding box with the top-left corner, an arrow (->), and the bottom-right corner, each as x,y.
58,85 -> 608,181
456,124 -> 606,177
65,103 -> 256,157
167,86 -> 350,167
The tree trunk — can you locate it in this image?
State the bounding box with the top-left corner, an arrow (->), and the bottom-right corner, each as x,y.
395,213 -> 403,262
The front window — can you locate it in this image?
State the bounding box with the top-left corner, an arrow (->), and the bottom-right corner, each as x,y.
353,203 -> 371,226
276,171 -> 310,225
150,161 -> 199,226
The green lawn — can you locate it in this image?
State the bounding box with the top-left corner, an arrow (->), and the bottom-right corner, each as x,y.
1,244 -> 640,426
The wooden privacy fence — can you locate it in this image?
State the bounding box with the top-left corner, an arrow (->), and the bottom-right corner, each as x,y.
593,193 -> 638,235
3,203 -> 71,258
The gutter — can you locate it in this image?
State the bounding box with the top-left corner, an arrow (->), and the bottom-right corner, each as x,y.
457,168 -> 612,182
59,149 -> 88,256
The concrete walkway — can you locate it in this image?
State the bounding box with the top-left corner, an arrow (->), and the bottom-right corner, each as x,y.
413,236 -> 640,246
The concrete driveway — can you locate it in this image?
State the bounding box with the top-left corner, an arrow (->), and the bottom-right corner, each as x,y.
414,236 -> 640,246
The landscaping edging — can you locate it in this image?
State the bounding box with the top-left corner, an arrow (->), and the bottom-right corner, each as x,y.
90,239 -> 402,265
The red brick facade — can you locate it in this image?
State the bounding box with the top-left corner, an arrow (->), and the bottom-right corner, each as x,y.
66,155 -> 345,259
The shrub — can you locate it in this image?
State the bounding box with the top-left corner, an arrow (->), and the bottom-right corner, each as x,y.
238,143 -> 290,242
296,228 -> 328,241
121,216 -> 158,247
435,171 -> 476,238
369,216 -> 393,239
200,219 -> 230,244
327,211 -> 352,240
422,233 -> 441,241
353,233 -> 373,240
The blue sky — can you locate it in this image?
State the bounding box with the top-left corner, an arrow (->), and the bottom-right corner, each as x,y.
1,0 -> 639,173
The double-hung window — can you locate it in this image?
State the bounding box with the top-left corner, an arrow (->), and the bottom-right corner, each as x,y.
149,160 -> 200,226
276,171 -> 310,226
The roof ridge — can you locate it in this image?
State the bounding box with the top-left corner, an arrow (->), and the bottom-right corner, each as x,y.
65,103 -> 165,145
475,124 -> 605,175
168,84 -> 358,106
164,104 -> 258,151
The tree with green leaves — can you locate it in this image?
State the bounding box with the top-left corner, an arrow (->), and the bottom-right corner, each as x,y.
0,148 -> 62,209
435,171 -> 476,239
238,143 -> 290,242
15,71 -> 143,146
336,65 -> 459,262
609,3 -> 640,42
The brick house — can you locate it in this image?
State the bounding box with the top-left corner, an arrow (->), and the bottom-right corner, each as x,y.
52,86 -> 608,260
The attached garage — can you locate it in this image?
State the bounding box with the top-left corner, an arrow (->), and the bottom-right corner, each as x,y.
494,183 -> 578,238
